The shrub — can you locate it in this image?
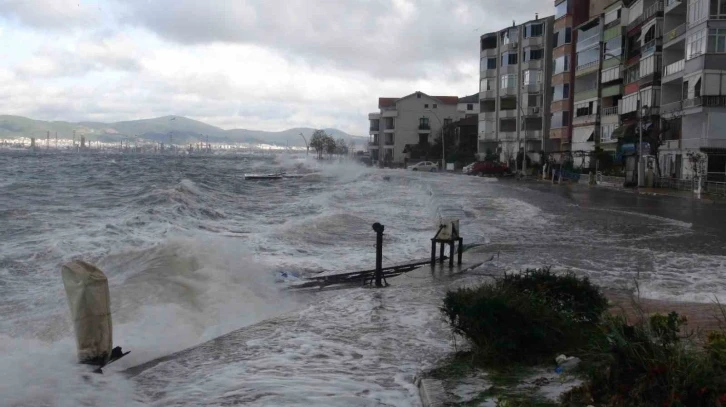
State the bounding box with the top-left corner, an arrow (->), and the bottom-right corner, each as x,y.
441,268 -> 607,364
577,313 -> 726,407
500,268 -> 608,325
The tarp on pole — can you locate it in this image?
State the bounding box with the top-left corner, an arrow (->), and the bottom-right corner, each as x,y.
61,260 -> 113,365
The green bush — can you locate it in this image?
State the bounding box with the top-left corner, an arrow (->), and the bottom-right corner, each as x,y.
441,268 -> 607,364
501,268 -> 608,325
575,313 -> 726,407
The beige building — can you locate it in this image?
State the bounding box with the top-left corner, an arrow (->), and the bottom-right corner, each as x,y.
368,92 -> 471,166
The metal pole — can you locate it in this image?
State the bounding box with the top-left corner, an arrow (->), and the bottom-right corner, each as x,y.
638,96 -> 644,187
372,223 -> 384,287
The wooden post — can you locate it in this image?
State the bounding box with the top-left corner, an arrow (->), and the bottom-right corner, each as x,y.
372,223 -> 384,287
449,241 -> 454,267
431,239 -> 436,265
439,242 -> 444,264
458,237 -> 464,265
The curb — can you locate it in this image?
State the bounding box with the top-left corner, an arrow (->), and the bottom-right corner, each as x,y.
414,376 -> 447,407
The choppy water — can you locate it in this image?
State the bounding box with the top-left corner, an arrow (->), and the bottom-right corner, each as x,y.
1,151 -> 725,406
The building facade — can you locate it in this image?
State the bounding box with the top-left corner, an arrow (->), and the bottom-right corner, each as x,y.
659,0 -> 726,181
368,92 -> 471,166
479,15 -> 555,165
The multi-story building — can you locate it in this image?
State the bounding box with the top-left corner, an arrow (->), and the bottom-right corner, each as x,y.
551,0 -> 592,157
659,0 -> 726,181
478,15 -> 555,166
367,92 -> 471,166
598,1 -> 629,153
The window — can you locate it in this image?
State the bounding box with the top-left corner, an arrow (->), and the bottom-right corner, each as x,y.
467,103 -> 474,111
604,36 -> 622,57
601,123 -> 616,142
433,104 -> 438,108
565,27 -> 572,43
695,78 -> 702,97
708,28 -> 726,52
480,78 -> 496,92
444,118 -> 452,127
577,48 -> 600,69
687,30 -> 706,59
625,65 -> 640,83
528,95 -> 539,107
604,8 -> 621,25
523,70 -> 542,85
551,83 -> 570,101
555,0 -> 568,19
689,0 -> 707,25
501,29 -> 517,45
553,27 -> 572,47
553,55 -> 569,74
501,51 -> 518,66
419,117 -> 430,128
643,25 -> 656,44
523,47 -> 544,61
711,0 -> 726,18
575,101 -> 596,117
525,23 -> 543,37
550,111 -> 570,128
424,104 -> 429,108
487,57 -> 496,69
500,73 -> 517,88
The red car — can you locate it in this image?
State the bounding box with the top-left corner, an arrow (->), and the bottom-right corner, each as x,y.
471,161 -> 509,176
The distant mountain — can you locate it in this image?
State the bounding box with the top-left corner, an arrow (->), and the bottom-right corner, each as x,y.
0,115 -> 365,147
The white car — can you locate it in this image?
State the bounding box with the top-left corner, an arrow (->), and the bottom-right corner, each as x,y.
462,163 -> 475,175
408,161 -> 438,172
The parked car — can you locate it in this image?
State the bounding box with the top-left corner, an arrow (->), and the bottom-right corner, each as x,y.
462,162 -> 475,175
408,161 -> 438,172
470,161 -> 509,176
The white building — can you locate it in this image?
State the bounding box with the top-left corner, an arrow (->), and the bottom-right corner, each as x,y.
367,92 -> 471,166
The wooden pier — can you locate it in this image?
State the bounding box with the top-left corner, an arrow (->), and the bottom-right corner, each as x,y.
287,257 -> 447,289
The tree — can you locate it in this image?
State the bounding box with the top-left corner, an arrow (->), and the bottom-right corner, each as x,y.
310,129 -> 331,159
335,138 -> 348,156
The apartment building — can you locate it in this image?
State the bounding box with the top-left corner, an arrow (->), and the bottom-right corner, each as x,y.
479,15 -> 555,165
551,0 -> 591,156
659,0 -> 726,181
367,92 -> 472,166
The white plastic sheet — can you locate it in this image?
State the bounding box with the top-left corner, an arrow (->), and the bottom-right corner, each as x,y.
61,261 -> 113,365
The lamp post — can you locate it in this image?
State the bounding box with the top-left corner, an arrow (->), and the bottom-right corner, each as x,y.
639,105 -> 650,187
426,109 -> 447,170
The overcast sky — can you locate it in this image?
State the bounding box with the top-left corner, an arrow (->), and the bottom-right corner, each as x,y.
0,0 -> 552,135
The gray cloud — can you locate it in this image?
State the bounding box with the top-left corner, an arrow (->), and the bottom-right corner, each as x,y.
117,0 -> 552,79
0,0 -> 96,29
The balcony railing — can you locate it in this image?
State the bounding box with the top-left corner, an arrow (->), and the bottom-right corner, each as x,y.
384,139 -> 395,146
602,106 -> 619,116
641,39 -> 658,55
369,141 -> 379,147
576,60 -> 599,72
573,113 -> 598,125
370,126 -> 380,132
661,100 -> 683,114
418,123 -> 431,130
628,1 -> 664,31
664,59 -> 685,76
684,95 -> 726,108
576,34 -> 600,52
664,24 -> 686,43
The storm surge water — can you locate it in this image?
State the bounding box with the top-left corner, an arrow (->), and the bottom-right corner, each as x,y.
2,152 -> 726,405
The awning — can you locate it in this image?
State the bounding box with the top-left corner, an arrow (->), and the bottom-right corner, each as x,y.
573,126 -> 595,144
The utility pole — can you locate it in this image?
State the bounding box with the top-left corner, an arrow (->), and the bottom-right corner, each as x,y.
299,133 -> 308,156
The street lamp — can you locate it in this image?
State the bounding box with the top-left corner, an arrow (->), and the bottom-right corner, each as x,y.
426,109 -> 447,170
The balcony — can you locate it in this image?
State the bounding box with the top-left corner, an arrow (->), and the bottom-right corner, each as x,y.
479,131 -> 497,141
664,24 -> 686,44
664,59 -> 684,76
575,60 -> 600,76
525,106 -> 542,116
383,126 -> 395,133
499,109 -> 517,118
576,34 -> 600,52
628,1 -> 664,32
684,95 -> 726,108
368,141 -> 379,149
500,86 -> 518,96
384,138 -> 395,146
574,87 -> 598,102
499,131 -> 517,141
381,110 -> 398,117
661,100 -> 683,115
573,113 -> 598,126
641,38 -> 661,56
522,83 -> 541,93
479,111 -> 496,120
369,125 -> 380,132
481,47 -> 499,57
524,130 -> 542,140
418,123 -> 431,131
602,106 -> 619,116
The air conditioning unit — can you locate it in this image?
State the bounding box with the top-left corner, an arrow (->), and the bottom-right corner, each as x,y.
532,107 -> 540,114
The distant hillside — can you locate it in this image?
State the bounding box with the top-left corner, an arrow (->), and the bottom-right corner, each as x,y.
0,115 -> 365,147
